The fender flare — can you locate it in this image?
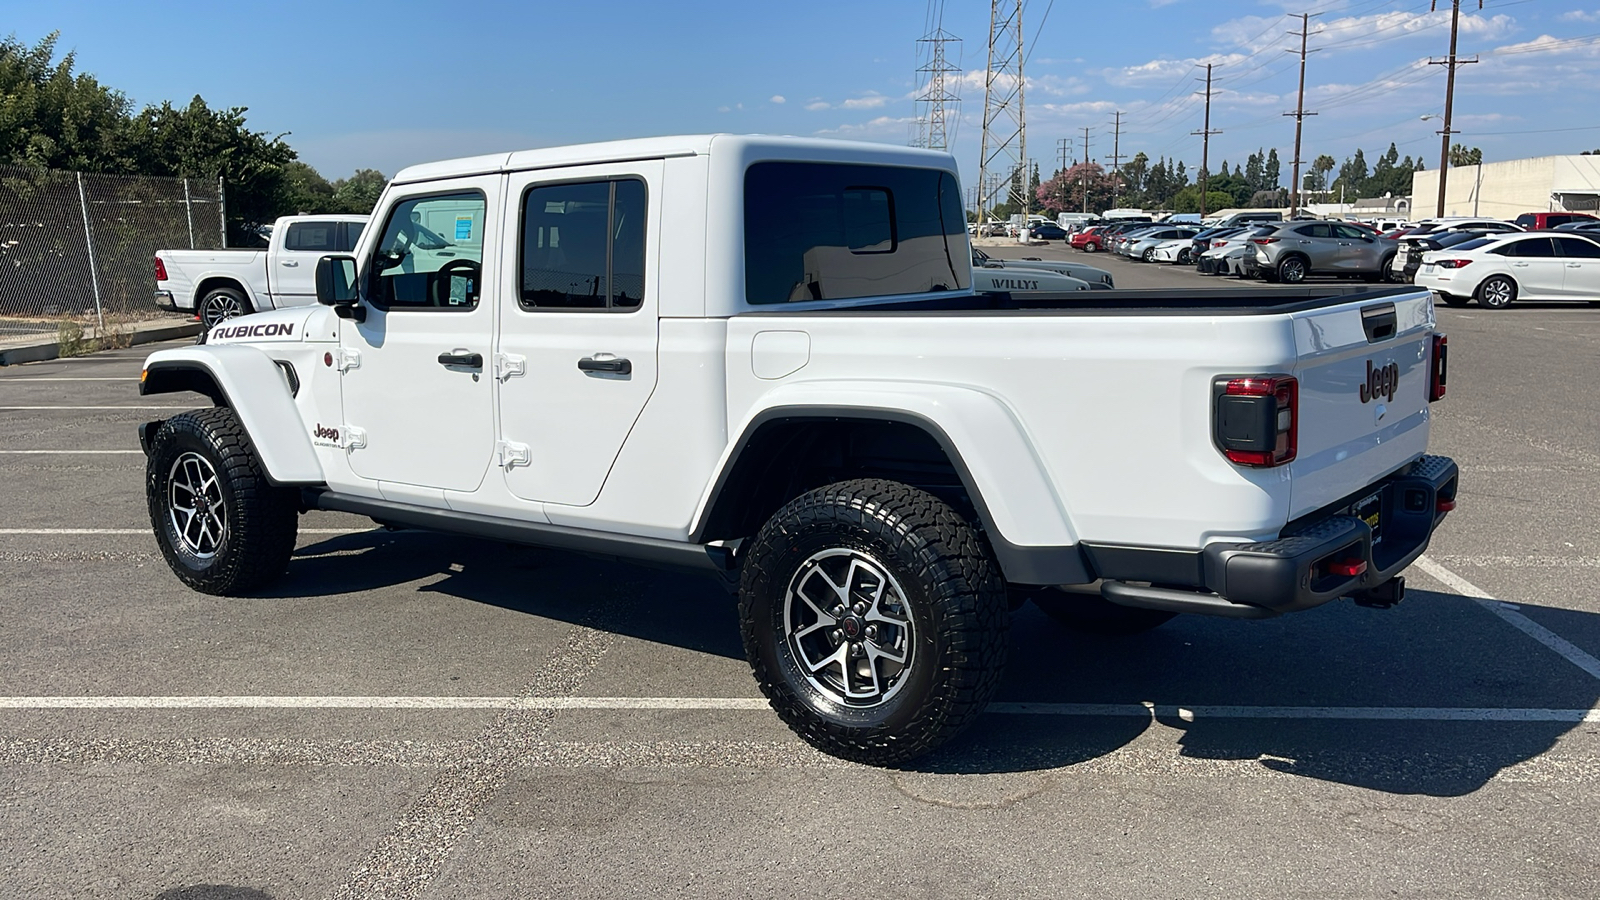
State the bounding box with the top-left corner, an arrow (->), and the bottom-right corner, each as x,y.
692,383 -> 1088,585
139,344 -> 323,484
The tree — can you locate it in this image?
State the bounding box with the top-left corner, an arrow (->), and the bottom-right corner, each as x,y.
0,32 -> 133,171
1333,149 -> 1369,199
330,168 -> 387,214
1449,144 -> 1483,167
1245,149 -> 1265,193
1119,151 -> 1150,202
1038,162 -> 1114,215
1172,187 -> 1234,215
1307,154 -> 1337,194
1265,148 -> 1281,191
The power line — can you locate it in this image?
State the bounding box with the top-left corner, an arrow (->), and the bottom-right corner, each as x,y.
1192,64 -> 1223,218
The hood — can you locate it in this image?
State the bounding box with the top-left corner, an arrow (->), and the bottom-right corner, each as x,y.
206,307 -> 318,345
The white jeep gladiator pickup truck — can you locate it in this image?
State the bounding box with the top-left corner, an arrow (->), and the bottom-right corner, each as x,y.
137,135 -> 1457,764
155,214 -> 369,327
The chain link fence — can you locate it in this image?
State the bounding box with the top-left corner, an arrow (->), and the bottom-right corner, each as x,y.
0,165 -> 225,339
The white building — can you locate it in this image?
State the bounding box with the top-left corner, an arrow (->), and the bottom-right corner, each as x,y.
1411,154 -> 1600,219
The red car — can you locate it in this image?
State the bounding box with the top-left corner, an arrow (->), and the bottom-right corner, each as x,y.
1070,226 -> 1107,252
1514,211 -> 1597,230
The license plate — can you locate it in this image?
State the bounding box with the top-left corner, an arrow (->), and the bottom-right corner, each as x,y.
1397,247 -> 1409,264
1422,263 -> 1435,274
1352,491 -> 1383,544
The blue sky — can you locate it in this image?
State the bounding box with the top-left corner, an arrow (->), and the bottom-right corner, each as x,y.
10,0 -> 1600,191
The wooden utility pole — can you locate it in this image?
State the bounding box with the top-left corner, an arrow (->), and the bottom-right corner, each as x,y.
1081,126 -> 1092,214
1105,111 -> 1124,209
1057,137 -> 1072,211
1192,64 -> 1222,219
1285,13 -> 1319,216
1430,0 -> 1481,217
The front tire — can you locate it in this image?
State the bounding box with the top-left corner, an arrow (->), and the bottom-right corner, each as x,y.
146,408 -> 299,595
1083,241 -> 1099,252
1476,275 -> 1517,309
738,479 -> 1009,765
198,286 -> 251,328
1177,248 -> 1192,265
1277,256 -> 1308,284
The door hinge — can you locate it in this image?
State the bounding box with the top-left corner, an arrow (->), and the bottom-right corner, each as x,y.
337,348 -> 362,372
495,352 -> 526,381
496,439 -> 531,469
342,425 -> 367,451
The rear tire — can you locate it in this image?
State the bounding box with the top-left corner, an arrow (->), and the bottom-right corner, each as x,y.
146,408 -> 299,595
1142,248 -> 1156,262
1476,275 -> 1517,309
198,286 -> 252,328
1083,241 -> 1099,252
1439,293 -> 1471,307
738,479 -> 1009,765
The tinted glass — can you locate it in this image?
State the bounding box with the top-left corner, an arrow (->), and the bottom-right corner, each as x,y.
1556,237 -> 1600,259
744,162 -> 968,304
1452,238 -> 1495,252
1436,231 -> 1483,248
369,192 -> 487,310
1503,238 -> 1556,258
520,179 -> 647,310
1515,214 -> 1537,228
1294,223 -> 1333,238
283,222 -> 337,251
1333,224 -> 1369,240
338,221 -> 365,252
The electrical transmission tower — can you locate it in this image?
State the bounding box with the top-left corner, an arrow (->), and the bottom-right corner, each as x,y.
1285,13 -> 1320,216
1192,64 -> 1223,219
912,3 -> 962,151
1430,0 -> 1481,217
978,0 -> 1026,220
1105,111 -> 1124,208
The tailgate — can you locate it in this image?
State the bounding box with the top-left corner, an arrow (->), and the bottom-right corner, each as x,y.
1289,291 -> 1435,518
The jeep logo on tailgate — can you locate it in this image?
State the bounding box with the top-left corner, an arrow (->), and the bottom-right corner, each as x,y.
1359,360 -> 1400,404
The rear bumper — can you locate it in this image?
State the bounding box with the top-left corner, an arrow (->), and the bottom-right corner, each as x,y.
1084,455 -> 1460,618
154,290 -> 176,311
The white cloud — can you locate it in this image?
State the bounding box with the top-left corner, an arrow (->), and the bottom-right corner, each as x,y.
770,95 -> 786,104
1100,53 -> 1248,87
1212,9 -> 1515,55
840,93 -> 890,110
1560,10 -> 1600,23
1148,0 -> 1183,6
805,101 -> 831,111
814,115 -> 918,137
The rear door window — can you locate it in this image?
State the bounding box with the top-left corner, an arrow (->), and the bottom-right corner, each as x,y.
1498,238 -> 1557,258
338,221 -> 366,252
283,222 -> 337,252
1556,237 -> 1600,259
518,178 -> 647,311
744,162 -> 968,304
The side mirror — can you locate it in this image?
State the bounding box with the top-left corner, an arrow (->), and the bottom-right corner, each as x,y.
315,255 -> 359,306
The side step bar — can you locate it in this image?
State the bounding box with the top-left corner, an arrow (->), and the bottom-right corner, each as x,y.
1101,581 -> 1278,620
304,489 -> 738,583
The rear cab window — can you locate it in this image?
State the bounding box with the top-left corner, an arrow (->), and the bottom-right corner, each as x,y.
743,162 -> 969,305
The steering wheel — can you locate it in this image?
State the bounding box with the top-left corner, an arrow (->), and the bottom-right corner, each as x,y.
430,259 -> 482,306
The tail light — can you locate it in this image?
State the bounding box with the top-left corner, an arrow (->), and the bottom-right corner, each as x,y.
154,257 -> 168,281
1429,333 -> 1448,402
1212,240 -> 1228,248
1434,259 -> 1472,269
1252,238 -> 1280,245
1213,375 -> 1298,467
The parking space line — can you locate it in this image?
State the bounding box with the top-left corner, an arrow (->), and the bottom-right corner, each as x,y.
2,695 -> 1595,721
0,377 -> 135,381
0,406 -> 190,410
0,528 -> 361,535
1417,554 -> 1600,682
0,450 -> 143,455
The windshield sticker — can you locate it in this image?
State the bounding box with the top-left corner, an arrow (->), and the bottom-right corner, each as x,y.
455,217 -> 473,241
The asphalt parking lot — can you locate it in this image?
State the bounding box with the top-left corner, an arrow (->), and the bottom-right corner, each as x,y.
3,275 -> 1600,897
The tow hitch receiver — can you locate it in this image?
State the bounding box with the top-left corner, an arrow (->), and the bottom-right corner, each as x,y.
1352,576 -> 1405,609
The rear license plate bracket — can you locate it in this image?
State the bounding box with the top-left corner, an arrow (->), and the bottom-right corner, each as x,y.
1352,491 -> 1383,544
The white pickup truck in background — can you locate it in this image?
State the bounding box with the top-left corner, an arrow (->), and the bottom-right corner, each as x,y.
155,215 -> 369,326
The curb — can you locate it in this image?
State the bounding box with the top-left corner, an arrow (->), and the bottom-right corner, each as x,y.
0,320 -> 202,366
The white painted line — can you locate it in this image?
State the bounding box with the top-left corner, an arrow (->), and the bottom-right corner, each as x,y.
0,406 -> 189,410
0,528 -> 362,535
0,695 -> 1595,721
0,450 -> 143,455
1416,554 -> 1600,682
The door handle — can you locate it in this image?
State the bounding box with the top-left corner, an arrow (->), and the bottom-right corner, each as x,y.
1512,262 -> 1530,267
1568,263 -> 1583,268
578,356 -> 632,375
437,351 -> 483,368
281,260 -> 298,267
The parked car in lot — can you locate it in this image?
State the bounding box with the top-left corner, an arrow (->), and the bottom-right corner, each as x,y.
1396,229 -> 1493,283
1128,226 -> 1201,262
1112,225 -> 1166,256
1069,226 -> 1106,251
1250,220 -> 1396,284
1415,232 -> 1600,308
972,247 -> 1114,288
1197,227 -> 1272,275
136,133 -> 1456,766
1514,212 -> 1597,230
1027,223 -> 1069,241
1407,218 -> 1521,239
156,215 -> 369,327
1554,220 -> 1600,234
